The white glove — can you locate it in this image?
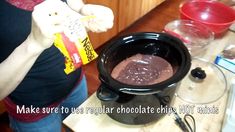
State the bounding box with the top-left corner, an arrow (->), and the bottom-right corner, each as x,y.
80,4 -> 114,33
31,0 -> 69,51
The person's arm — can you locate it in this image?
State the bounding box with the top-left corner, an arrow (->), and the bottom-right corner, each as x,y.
0,0 -> 67,100
0,36 -> 46,100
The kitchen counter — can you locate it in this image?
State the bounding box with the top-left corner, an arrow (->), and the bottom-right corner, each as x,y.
63,30 -> 235,132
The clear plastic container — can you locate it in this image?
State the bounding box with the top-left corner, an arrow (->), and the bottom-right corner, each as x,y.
164,20 -> 214,57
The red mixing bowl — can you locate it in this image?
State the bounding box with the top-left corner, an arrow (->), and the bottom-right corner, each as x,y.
180,0 -> 235,37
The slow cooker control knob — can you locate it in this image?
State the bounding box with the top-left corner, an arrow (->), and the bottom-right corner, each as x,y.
190,67 -> 206,80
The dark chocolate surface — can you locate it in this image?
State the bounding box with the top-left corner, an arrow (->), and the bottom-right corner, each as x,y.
111,54 -> 173,85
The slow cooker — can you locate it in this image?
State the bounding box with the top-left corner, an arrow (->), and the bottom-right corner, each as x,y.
96,32 -> 191,125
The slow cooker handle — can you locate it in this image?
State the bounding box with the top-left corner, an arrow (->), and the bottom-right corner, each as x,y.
96,84 -> 119,101
119,83 -> 178,95
119,88 -> 161,95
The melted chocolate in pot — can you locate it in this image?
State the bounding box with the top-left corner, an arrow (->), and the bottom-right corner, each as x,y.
111,54 -> 173,85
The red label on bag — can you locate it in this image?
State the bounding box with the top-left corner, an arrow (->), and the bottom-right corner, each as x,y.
61,33 -> 82,69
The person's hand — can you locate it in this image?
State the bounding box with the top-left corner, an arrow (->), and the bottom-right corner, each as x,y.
28,0 -> 68,53
80,4 -> 114,33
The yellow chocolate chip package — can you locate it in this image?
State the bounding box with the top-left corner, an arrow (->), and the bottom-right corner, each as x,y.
54,15 -> 98,74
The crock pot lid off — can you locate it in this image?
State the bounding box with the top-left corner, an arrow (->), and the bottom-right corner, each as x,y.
175,57 -> 227,104
97,32 -> 191,94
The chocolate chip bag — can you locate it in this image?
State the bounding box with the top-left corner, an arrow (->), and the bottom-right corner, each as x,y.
54,15 -> 98,74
